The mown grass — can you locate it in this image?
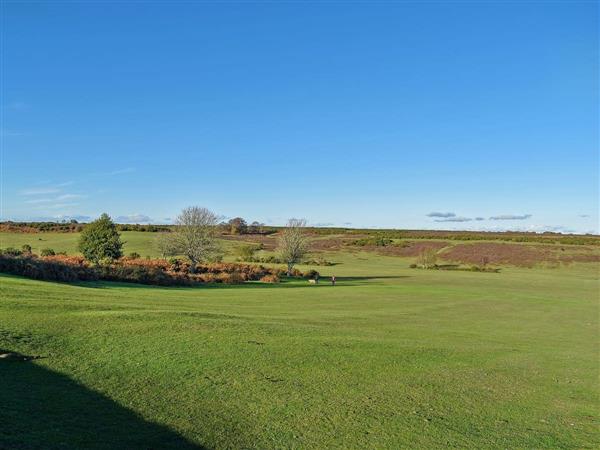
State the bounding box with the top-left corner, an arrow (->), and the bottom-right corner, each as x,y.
1,250 -> 598,448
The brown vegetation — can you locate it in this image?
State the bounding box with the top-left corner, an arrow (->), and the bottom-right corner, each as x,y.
440,242 -> 600,267
0,253 -> 310,286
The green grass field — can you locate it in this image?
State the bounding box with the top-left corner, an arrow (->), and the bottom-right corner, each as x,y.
1,245 -> 598,448
0,231 -> 165,257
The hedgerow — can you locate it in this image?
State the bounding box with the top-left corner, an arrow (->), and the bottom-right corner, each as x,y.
0,252 -> 314,286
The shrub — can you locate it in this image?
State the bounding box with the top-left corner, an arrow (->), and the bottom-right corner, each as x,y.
409,263 -> 417,268
304,269 -> 320,280
350,237 -> 393,247
128,252 -> 141,259
0,254 -> 98,282
303,257 -> 333,266
260,274 -> 280,283
21,244 -> 32,254
234,244 -> 258,261
0,253 -> 287,286
40,248 -> 55,257
3,247 -> 22,256
78,213 -> 123,263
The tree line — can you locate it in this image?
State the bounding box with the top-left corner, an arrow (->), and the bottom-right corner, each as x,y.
78,207 -> 309,275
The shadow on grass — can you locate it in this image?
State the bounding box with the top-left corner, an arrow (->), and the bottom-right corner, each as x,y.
72,275 -> 410,290
0,272 -> 407,291
0,353 -> 204,449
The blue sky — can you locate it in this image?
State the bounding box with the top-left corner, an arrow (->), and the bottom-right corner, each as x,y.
2,1 -> 598,233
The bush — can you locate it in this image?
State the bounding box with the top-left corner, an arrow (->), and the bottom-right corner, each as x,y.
234,244 -> 258,261
260,274 -> 280,283
40,248 -> 56,257
2,247 -> 22,256
0,253 -> 289,286
302,257 -> 333,266
78,213 -> 123,263
0,254 -> 98,282
350,237 -> 393,247
21,244 -> 32,254
304,269 -> 320,280
128,252 -> 141,259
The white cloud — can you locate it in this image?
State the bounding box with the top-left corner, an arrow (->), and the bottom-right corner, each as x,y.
20,187 -> 61,196
489,214 -> 532,221
115,214 -> 152,223
434,217 -> 472,222
427,212 -> 456,218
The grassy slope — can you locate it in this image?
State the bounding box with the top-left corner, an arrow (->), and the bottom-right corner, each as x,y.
1,252 -> 598,449
0,231 -> 239,259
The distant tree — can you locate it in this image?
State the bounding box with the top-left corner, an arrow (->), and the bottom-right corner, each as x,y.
155,233 -> 177,258
78,213 -> 123,263
417,248 -> 437,269
228,217 -> 247,235
277,218 -> 309,276
249,221 -> 264,234
160,206 -> 222,272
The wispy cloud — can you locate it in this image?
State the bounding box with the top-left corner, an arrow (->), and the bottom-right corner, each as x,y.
0,128 -> 26,137
489,214 -> 532,220
41,203 -> 80,210
20,187 -> 61,196
427,212 -> 456,218
101,167 -> 136,176
579,214 -> 590,218
24,193 -> 86,204
475,217 -> 485,221
434,216 -> 472,222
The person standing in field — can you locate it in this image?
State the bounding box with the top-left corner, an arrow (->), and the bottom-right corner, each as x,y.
331,275 -> 336,286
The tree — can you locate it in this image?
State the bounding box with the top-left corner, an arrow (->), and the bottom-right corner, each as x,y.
277,218 -> 308,276
249,221 -> 264,234
417,247 -> 437,269
228,217 -> 247,235
78,213 -> 123,263
162,206 -> 222,272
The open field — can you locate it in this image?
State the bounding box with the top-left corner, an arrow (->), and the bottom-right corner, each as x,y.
1,244 -> 599,448
3,230 -> 599,268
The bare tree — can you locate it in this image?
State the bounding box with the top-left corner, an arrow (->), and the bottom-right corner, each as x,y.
277,218 -> 308,276
160,206 -> 222,271
417,247 -> 438,269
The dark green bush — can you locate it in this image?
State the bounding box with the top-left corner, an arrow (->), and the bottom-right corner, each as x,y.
78,213 -> 123,263
2,247 -> 22,256
40,248 -> 56,257
304,269 -> 320,280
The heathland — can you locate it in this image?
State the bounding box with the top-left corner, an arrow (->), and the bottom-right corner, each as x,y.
1,226 -> 598,448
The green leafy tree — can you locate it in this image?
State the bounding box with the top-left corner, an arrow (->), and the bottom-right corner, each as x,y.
78,213 -> 123,263
228,217 -> 248,235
